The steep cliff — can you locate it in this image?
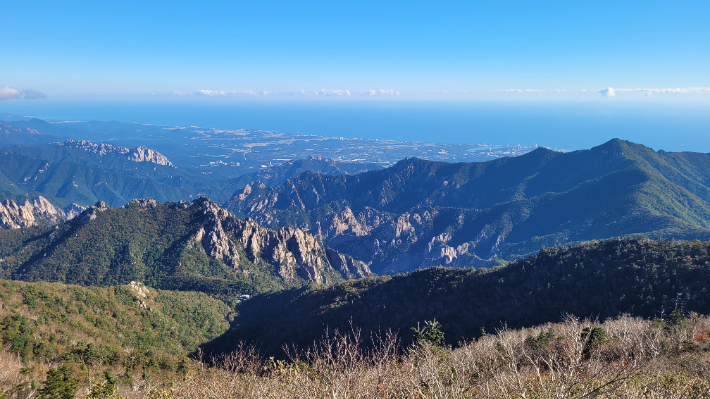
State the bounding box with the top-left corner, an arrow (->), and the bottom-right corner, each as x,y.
0,196 -> 85,229
191,197 -> 368,284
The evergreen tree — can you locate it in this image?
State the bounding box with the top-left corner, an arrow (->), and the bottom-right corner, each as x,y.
38,366 -> 78,399
412,319 -> 445,346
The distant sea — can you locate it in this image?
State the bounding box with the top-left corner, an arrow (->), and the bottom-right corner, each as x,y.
2,101 -> 709,152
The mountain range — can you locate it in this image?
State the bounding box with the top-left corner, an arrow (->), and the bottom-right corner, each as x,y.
0,119 -> 382,211
0,198 -> 368,303
226,139 -> 710,273
2,122 -> 710,376
4,125 -> 710,277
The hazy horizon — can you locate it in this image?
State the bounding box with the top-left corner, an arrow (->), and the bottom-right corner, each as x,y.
2,100 -> 709,153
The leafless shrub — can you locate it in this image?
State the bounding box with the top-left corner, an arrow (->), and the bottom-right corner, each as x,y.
5,314 -> 710,398
0,350 -> 24,387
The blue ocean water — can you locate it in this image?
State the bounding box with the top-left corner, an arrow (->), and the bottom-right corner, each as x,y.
2,101 -> 709,152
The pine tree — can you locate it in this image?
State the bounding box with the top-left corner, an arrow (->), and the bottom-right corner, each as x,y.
38,366 -> 78,399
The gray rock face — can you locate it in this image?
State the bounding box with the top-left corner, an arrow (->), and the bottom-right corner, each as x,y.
0,200 -> 36,229
193,197 -> 370,283
228,178 -> 498,273
128,198 -> 158,210
62,139 -> 174,166
78,201 -> 110,224
0,196 -> 86,229
325,248 -> 371,280
128,146 -> 173,166
64,203 -> 87,220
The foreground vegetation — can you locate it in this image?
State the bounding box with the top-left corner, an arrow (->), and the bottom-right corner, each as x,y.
3,314 -> 710,398
4,237 -> 710,397
0,279 -> 232,397
206,237 -> 710,357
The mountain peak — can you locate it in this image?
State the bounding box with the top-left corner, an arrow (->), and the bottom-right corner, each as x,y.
62,139 -> 174,167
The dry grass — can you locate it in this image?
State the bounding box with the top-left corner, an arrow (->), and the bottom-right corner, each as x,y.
171,314 -> 710,399
3,314 -> 710,398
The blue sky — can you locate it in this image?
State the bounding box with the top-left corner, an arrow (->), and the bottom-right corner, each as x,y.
1,0 -> 708,101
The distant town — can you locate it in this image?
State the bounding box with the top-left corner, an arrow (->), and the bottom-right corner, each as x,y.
165,125 -> 547,175
44,119 -> 563,178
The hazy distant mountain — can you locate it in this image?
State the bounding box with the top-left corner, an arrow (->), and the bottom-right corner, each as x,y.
226,155 -> 382,192
0,122 -> 61,148
0,123 -> 382,209
0,149 -> 198,207
226,139 -> 710,273
0,197 -> 368,302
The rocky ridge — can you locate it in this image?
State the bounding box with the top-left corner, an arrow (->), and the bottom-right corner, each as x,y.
227,179 -> 497,273
189,197 -> 370,283
226,140 -> 710,273
0,197 -> 370,299
0,196 -> 85,229
62,139 -> 174,166
1,124 -> 40,136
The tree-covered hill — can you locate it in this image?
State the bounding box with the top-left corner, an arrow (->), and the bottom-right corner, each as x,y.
0,198 -> 368,303
203,237 -> 710,358
226,139 -> 710,273
0,279 -> 232,364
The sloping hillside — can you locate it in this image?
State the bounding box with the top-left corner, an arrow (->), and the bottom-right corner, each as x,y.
203,237 -> 710,358
226,139 -> 710,273
0,279 -> 232,364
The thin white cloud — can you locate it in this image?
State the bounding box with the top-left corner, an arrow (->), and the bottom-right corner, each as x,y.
495,89 -> 546,93
363,89 -> 400,96
492,87 -> 710,97
598,87 -> 710,97
196,89 -> 223,96
298,90 -> 352,96
600,87 -> 616,97
23,89 -> 47,99
0,86 -> 22,100
615,87 -> 710,94
326,90 -> 351,96
190,90 -> 259,96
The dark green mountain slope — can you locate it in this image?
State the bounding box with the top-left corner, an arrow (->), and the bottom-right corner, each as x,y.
6,144 -> 182,179
226,139 -> 710,273
0,198 -> 369,303
204,237 -> 710,358
0,145 -> 242,205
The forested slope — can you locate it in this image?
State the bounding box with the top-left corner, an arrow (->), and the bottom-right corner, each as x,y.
204,237 -> 710,357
